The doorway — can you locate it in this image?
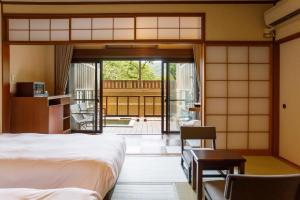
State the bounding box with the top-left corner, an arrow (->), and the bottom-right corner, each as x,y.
68,62 -> 103,133
68,60 -> 197,134
162,62 -> 198,134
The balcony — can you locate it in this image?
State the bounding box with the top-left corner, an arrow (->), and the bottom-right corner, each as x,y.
73,80 -> 163,118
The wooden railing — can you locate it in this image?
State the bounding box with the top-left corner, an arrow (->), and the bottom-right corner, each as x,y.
103,80 -> 161,89
72,89 -> 161,117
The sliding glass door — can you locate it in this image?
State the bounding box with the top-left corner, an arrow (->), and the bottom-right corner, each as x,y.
162,62 -> 197,133
68,62 -> 103,133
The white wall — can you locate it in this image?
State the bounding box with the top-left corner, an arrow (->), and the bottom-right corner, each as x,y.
279,38 -> 300,166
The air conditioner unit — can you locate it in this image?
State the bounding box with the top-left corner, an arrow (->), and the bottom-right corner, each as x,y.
264,0 -> 300,27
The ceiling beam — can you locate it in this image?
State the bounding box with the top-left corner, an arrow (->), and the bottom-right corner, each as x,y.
1,0 -> 276,5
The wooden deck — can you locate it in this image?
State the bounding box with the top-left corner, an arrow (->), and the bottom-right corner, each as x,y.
103,117 -> 162,135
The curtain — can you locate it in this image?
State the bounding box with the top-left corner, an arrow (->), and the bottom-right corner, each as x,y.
55,45 -> 73,95
193,44 -> 202,103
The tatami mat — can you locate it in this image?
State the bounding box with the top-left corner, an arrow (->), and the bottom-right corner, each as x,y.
244,156 -> 300,175
118,156 -> 187,183
112,183 -> 179,200
115,155 -> 299,200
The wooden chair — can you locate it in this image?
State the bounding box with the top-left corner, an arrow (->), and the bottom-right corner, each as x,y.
180,126 -> 216,184
203,174 -> 300,200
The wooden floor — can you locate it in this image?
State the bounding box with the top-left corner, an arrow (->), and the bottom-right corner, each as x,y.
103,118 -> 162,135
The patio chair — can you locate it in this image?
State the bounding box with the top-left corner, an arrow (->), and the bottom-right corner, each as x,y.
70,104 -> 94,130
203,174 -> 300,200
79,102 -> 94,121
180,126 -> 216,184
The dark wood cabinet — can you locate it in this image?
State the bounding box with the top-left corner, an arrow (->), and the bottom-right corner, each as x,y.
11,95 -> 71,134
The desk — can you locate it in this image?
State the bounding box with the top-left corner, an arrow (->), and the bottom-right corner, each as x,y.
191,150 -> 246,200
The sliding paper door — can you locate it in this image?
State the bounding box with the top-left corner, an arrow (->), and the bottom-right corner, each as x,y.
204,44 -> 272,152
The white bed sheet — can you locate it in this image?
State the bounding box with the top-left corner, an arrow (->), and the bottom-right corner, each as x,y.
0,133 -> 126,200
0,188 -> 100,200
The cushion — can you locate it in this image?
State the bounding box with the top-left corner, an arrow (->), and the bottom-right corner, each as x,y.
203,180 -> 226,200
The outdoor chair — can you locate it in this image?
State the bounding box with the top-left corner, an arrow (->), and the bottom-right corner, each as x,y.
70,104 -> 94,130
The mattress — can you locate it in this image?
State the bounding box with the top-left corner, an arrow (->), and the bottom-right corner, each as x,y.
0,133 -> 126,200
0,188 -> 100,200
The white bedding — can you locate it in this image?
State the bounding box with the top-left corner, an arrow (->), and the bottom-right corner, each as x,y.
0,133 -> 126,200
0,188 -> 100,200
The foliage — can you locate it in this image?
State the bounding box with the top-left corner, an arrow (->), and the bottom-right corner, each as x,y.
103,61 -> 160,80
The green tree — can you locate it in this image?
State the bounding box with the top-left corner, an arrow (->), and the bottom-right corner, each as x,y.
103,61 -> 158,80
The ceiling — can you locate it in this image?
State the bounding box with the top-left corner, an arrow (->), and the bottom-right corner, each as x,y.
1,0 -> 277,3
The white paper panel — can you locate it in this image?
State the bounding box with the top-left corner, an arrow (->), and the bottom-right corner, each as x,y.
227,133 -> 248,149
72,18 -> 91,29
51,31 -> 69,41
228,64 -> 248,80
249,81 -> 269,97
9,31 -> 29,41
206,99 -> 227,114
71,30 -> 91,40
249,64 -> 270,80
249,116 -> 269,131
180,29 -> 201,40
92,18 -> 113,29
249,99 -> 269,114
136,29 -> 157,40
216,132 -> 226,149
206,46 -> 227,63
180,17 -> 201,28
30,31 -> 50,41
114,18 -> 134,28
136,17 -> 157,28
249,132 -> 269,149
206,81 -> 227,97
51,19 -> 69,30
206,116 -> 227,132
30,19 -> 50,30
158,17 -> 179,28
114,29 -> 134,40
9,19 -> 29,30
228,116 -> 248,132
228,81 -> 248,97
228,46 -> 248,63
249,46 -> 269,63
92,30 -> 113,40
206,64 -> 227,80
158,29 -> 179,40
228,98 -> 248,114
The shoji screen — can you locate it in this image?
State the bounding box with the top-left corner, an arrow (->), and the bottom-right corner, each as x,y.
205,44 -> 272,152
7,14 -> 203,42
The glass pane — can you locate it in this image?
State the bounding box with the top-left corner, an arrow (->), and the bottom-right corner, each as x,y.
102,60 -> 163,134
169,63 -> 197,132
69,63 -> 97,132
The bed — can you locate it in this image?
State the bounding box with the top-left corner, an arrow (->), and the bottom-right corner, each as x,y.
0,133 -> 126,200
0,188 -> 101,200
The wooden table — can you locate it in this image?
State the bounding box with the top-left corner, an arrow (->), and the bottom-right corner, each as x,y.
191,150 -> 246,200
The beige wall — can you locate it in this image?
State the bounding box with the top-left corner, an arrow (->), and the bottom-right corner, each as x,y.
10,45 -> 55,96
3,4 -> 272,41
279,38 -> 300,166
